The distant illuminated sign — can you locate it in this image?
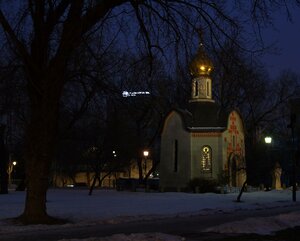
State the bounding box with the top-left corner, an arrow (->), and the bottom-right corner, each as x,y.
122,91 -> 150,97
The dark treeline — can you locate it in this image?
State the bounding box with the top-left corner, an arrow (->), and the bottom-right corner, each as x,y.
1,27 -> 299,190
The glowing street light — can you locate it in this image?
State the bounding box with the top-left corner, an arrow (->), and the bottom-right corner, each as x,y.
143,150 -> 149,157
264,136 -> 272,144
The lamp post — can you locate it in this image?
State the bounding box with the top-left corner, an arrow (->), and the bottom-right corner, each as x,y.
8,161 -> 17,185
143,150 -> 149,177
264,136 -> 272,190
288,98 -> 299,202
289,113 -> 297,202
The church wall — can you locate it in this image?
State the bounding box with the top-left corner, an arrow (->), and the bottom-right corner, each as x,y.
160,111 -> 191,190
222,110 -> 246,187
190,133 -> 223,181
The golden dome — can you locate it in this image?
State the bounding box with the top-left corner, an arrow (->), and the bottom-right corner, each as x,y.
189,42 -> 213,77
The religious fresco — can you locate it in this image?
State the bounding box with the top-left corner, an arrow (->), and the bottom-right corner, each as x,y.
226,111 -> 244,158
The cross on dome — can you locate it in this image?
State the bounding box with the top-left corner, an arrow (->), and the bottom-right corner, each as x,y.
189,29 -> 213,77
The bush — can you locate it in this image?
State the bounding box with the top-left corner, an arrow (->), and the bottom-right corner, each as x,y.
217,171 -> 229,186
187,177 -> 218,193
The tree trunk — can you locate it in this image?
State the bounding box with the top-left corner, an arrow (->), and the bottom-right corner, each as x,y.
0,162 -> 9,194
137,158 -> 143,183
236,180 -> 247,202
89,173 -> 99,196
19,75 -> 64,224
0,126 -> 9,194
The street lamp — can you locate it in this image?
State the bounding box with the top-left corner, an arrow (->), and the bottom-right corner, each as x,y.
143,150 -> 149,177
288,111 -> 297,202
264,136 -> 272,144
264,136 -> 272,190
8,161 -> 17,185
143,150 -> 149,158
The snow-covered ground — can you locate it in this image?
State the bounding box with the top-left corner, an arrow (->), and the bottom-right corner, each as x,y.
1,188 -> 300,240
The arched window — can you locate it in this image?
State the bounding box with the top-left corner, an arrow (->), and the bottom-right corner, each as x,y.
195,81 -> 199,96
206,81 -> 210,97
201,145 -> 212,172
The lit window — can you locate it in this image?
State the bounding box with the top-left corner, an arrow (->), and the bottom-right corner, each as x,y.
201,146 -> 212,172
206,81 -> 209,97
195,81 -> 199,96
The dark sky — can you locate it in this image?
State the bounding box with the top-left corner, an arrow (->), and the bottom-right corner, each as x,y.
2,2 -> 299,80
262,8 -> 300,79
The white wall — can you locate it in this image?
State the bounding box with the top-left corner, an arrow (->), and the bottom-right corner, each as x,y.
160,111 -> 191,190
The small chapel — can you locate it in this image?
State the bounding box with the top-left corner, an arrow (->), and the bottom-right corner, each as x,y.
159,36 -> 246,191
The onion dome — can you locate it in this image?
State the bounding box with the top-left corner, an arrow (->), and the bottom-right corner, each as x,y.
189,39 -> 213,77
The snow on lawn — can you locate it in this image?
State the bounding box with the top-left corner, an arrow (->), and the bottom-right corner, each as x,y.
204,211 -> 300,235
1,188 -> 297,222
0,188 -> 300,239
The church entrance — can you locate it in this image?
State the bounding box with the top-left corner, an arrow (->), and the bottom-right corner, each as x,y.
228,153 -> 246,187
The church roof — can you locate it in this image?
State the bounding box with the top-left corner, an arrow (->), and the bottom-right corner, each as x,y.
189,31 -> 213,77
176,101 -> 228,132
165,32 -> 230,133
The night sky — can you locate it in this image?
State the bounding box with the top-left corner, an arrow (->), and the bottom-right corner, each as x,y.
262,7 -> 300,79
1,2 -> 299,80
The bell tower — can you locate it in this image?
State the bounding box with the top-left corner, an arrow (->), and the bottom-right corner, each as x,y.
189,32 -> 214,103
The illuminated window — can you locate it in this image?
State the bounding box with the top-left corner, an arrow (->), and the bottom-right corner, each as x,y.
201,146 -> 212,172
195,81 -> 199,96
206,81 -> 209,97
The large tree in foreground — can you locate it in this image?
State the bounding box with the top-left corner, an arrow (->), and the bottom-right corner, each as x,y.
0,1 -> 130,224
0,0 -> 297,224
